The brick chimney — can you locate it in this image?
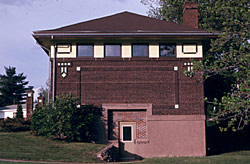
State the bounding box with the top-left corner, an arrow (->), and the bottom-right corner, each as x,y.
37,95 -> 44,108
183,1 -> 198,29
26,90 -> 34,119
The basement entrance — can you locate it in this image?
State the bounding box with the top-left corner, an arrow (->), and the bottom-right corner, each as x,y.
119,122 -> 136,159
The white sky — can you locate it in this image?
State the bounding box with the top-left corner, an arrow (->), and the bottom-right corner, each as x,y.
0,0 -> 148,88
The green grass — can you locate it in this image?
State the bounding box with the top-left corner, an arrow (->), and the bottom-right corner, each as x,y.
0,161 -> 60,164
0,132 -> 106,163
1,151 -> 250,164
1,131 -> 250,164
135,152 -> 250,164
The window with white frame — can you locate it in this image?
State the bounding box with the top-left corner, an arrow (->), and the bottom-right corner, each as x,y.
78,45 -> 93,57
105,44 -> 121,57
132,44 -> 148,57
160,43 -> 176,57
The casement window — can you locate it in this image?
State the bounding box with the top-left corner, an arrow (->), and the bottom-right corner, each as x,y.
105,44 -> 121,57
160,44 -> 176,57
78,45 -> 93,57
132,44 -> 148,57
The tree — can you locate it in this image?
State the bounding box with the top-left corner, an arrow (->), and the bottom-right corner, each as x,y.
16,104 -> 24,119
141,0 -> 250,131
38,80 -> 50,103
0,66 -> 29,107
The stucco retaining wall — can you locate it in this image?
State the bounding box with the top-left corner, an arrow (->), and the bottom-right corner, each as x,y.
136,115 -> 206,157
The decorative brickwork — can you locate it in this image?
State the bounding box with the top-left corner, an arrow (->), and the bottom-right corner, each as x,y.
52,58 -> 204,116
108,110 -> 147,140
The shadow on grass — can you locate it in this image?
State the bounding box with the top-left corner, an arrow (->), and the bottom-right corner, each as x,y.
206,122 -> 250,156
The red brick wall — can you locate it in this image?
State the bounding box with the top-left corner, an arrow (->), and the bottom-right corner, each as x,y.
26,90 -> 34,119
108,110 -> 147,140
183,2 -> 198,29
52,58 -> 204,115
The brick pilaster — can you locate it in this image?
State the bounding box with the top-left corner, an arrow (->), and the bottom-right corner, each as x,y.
26,90 -> 34,119
37,95 -> 44,108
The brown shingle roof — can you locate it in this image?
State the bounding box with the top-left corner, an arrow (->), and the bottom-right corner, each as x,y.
34,11 -> 211,34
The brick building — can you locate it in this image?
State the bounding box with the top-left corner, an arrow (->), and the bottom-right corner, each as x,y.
33,2 -> 217,159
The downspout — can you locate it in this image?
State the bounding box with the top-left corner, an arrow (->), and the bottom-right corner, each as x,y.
48,51 -> 51,104
51,35 -> 57,103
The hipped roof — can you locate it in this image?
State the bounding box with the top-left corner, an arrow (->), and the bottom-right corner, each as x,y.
34,11 -> 217,35
33,11 -> 218,53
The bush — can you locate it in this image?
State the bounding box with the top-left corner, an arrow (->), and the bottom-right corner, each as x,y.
0,118 -> 31,132
16,104 -> 24,119
31,94 -> 102,142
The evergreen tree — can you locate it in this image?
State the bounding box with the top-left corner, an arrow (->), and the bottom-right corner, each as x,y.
0,66 -> 29,107
141,0 -> 250,131
16,104 -> 24,119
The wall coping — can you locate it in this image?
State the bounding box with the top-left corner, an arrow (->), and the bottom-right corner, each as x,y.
102,103 -> 153,119
148,115 -> 205,121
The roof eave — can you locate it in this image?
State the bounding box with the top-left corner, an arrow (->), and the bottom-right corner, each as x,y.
33,32 -> 219,39
32,32 -> 218,52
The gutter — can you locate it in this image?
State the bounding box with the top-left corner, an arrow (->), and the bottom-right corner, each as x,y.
33,32 -> 219,37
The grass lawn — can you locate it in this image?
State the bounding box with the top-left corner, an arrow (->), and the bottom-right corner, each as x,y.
0,161 -> 61,164
1,131 -> 250,164
137,151 -> 250,164
0,131 -> 106,163
1,152 -> 250,164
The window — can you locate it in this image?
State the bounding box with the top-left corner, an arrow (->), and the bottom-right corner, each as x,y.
78,45 -> 93,57
160,44 -> 176,57
105,44 -> 121,57
132,44 -> 148,57
123,126 -> 132,141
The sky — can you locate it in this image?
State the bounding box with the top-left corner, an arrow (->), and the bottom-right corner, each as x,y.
0,0 -> 148,88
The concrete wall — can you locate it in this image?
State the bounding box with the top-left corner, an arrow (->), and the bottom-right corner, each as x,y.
137,115 -> 206,157
102,104 -> 206,158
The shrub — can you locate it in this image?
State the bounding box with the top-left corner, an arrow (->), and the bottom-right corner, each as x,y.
16,104 -> 24,119
0,118 -> 31,132
31,94 -> 102,142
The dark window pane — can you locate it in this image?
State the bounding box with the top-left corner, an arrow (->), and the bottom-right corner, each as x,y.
105,45 -> 121,57
160,44 -> 176,57
133,45 -> 148,57
78,45 -> 93,57
123,126 -> 132,141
